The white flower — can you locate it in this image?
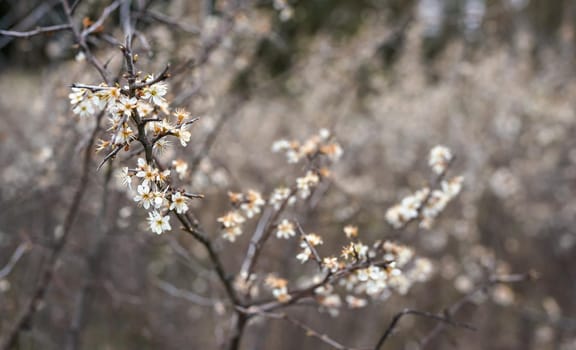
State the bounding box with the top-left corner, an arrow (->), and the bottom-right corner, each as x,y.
296,248 -> 311,263
137,101 -> 154,117
240,190 -> 265,218
272,139 -> 291,152
429,145 -> 453,175
134,185 -> 154,209
117,96 -> 137,117
115,125 -> 134,145
217,211 -> 246,228
222,225 -> 242,242
296,171 -> 320,199
174,125 -> 192,146
118,167 -> 133,189
69,88 -> 85,105
345,296 -> 367,308
319,128 -> 331,140
152,191 -> 166,209
170,192 -> 189,214
136,162 -> 158,186
73,99 -> 94,118
142,81 -> 167,106
147,211 -> 171,234
276,219 -> 295,239
269,187 -> 293,210
172,159 -> 189,180
441,176 -> 464,198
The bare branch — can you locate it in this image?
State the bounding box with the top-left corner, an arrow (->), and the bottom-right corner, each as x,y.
0,243 -> 30,279
374,308 -> 476,350
418,273 -> 532,348
0,24 -> 72,38
256,311 -> 371,350
155,278 -> 217,307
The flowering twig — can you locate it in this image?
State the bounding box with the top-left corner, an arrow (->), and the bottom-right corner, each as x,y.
295,221 -> 323,269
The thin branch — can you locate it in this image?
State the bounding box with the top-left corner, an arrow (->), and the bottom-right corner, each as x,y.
239,187 -> 297,279
154,278 -> 217,307
0,24 -> 72,38
0,243 -> 30,280
295,221 -> 323,269
257,311 -> 371,350
374,309 -> 476,350
81,0 -> 121,38
418,273 -> 532,348
134,10 -> 200,34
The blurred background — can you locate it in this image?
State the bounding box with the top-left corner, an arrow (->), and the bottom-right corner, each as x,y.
1,0 -> 576,349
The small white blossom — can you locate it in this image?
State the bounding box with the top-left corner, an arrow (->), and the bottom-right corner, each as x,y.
170,192 -> 189,214
142,81 -> 168,106
73,99 -> 94,118
429,145 -> 453,175
276,219 -> 295,239
134,185 -> 154,209
147,211 -> 171,234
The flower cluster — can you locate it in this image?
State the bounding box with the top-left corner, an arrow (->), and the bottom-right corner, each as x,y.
121,157 -> 194,234
217,190 -> 266,242
281,226 -> 434,314
385,145 -> 463,229
70,73 -> 199,235
296,233 -> 324,263
272,128 -> 343,164
217,130 -> 343,242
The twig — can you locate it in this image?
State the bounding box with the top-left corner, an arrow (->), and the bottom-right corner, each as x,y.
295,221 -> 323,269
154,279 -> 217,307
256,311 -> 371,350
0,243 -> 30,280
0,24 -> 72,38
418,273 -> 532,348
373,309 -> 476,350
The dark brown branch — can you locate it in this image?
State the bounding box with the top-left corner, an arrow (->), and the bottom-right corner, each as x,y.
0,24 -> 72,38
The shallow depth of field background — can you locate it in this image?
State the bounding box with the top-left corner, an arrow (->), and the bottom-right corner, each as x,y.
1,0 -> 576,349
